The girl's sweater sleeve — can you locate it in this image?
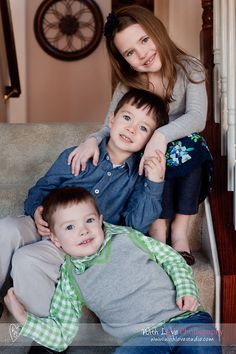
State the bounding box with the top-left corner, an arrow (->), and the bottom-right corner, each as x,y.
90,61 -> 207,145
157,66 -> 208,143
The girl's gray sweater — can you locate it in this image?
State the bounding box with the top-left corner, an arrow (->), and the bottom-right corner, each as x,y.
92,61 -> 207,144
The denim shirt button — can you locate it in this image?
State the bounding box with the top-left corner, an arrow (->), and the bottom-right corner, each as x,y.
94,189 -> 100,194
106,155 -> 110,160
144,182 -> 148,187
107,172 -> 111,176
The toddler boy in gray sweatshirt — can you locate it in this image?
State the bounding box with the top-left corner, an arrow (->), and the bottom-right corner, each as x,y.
4,186 -> 221,354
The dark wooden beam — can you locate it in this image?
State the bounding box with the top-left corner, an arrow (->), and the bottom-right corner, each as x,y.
0,0 -> 21,100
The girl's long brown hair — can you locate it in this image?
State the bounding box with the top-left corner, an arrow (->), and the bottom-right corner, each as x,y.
105,5 -> 205,106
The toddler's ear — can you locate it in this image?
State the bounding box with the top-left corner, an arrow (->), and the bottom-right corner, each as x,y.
50,233 -> 62,249
99,214 -> 104,225
108,112 -> 115,128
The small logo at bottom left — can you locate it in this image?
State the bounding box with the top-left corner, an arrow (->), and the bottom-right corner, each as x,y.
9,323 -> 20,343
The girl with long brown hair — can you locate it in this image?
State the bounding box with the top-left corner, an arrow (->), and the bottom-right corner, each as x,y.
68,5 -> 212,265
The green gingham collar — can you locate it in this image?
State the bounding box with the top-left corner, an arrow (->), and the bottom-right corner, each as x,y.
67,222 -> 129,275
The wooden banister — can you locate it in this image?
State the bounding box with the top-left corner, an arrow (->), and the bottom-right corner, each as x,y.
0,0 -> 21,101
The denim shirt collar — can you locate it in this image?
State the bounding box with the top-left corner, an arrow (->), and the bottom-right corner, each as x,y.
99,137 -> 141,176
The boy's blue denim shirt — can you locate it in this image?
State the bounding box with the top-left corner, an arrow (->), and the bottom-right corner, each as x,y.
24,138 -> 164,234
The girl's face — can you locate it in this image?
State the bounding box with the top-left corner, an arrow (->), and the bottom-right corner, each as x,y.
114,24 -> 162,73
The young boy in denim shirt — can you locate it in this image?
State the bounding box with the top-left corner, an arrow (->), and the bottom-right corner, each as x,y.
0,89 -> 167,318
5,186 -> 222,354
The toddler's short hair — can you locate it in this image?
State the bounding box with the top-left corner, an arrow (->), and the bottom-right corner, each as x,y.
114,88 -> 169,128
42,186 -> 99,230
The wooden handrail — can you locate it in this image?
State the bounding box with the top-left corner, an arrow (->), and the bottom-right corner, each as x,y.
0,0 -> 21,101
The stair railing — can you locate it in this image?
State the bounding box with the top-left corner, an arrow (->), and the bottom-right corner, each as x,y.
213,0 -> 236,226
0,0 -> 21,102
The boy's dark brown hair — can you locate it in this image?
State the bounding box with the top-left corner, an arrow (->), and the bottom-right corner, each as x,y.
114,88 -> 169,128
42,186 -> 100,230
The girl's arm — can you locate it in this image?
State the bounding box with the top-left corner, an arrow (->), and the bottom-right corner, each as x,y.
68,83 -> 128,176
157,66 -> 208,143
139,67 -> 207,175
157,81 -> 207,142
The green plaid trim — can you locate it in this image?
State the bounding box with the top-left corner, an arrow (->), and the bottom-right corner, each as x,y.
20,223 -> 129,351
128,228 -> 199,300
69,222 -> 130,274
20,223 -> 199,351
20,262 -> 83,351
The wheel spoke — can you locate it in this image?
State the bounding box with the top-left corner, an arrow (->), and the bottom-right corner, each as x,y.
46,31 -> 64,47
43,18 -> 58,32
62,0 -> 74,15
46,5 -> 63,20
79,19 -> 95,32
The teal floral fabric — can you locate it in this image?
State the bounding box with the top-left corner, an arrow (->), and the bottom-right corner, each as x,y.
165,133 -> 213,202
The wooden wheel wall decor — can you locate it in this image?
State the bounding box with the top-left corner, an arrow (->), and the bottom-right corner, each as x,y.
112,0 -> 154,12
34,0 -> 104,61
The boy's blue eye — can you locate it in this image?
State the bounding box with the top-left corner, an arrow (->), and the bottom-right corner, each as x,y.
66,224 -> 74,231
87,218 -> 95,224
140,126 -> 148,132
123,115 -> 131,121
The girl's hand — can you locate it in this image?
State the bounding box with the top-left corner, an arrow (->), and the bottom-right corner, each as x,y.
143,150 -> 166,182
4,288 -> 27,324
139,131 -> 167,175
34,206 -> 50,237
176,296 -> 200,312
67,137 -> 100,176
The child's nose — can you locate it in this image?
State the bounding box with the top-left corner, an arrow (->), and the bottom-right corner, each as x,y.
127,124 -> 136,134
137,48 -> 147,60
79,228 -> 89,237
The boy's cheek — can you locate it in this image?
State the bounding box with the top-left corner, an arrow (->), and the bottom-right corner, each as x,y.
141,135 -> 152,147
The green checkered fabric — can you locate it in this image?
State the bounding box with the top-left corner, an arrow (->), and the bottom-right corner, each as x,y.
20,223 -> 199,351
128,229 -> 199,300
